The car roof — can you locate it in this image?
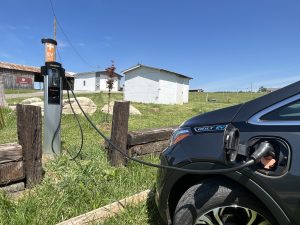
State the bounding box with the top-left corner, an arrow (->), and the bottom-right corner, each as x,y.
234,81 -> 300,122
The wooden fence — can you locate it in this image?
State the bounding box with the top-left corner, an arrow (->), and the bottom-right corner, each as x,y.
107,101 -> 177,167
0,104 -> 43,192
127,127 -> 176,157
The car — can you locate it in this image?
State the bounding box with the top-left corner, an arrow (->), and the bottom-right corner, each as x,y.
155,81 -> 300,225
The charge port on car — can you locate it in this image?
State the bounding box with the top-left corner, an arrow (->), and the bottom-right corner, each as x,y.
248,137 -> 290,177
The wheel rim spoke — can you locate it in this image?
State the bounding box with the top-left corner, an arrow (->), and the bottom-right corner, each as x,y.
213,208 -> 224,225
195,215 -> 214,225
194,205 -> 271,225
246,208 -> 257,225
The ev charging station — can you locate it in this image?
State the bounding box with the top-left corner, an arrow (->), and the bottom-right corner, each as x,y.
42,60 -> 64,155
35,38 -> 74,155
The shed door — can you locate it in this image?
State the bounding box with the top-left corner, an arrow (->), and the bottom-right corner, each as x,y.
176,77 -> 184,104
96,74 -> 100,91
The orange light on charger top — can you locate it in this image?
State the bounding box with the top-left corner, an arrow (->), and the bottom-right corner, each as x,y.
45,43 -> 56,62
173,133 -> 190,145
41,38 -> 57,63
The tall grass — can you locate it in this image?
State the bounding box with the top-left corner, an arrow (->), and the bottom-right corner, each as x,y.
0,92 -> 263,224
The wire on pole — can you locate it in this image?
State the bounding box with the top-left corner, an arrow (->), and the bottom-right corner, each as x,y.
48,0 -> 97,69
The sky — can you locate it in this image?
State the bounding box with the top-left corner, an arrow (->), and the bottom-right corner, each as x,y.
1,0 -> 300,91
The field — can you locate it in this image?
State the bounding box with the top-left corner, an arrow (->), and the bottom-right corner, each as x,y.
0,92 -> 264,225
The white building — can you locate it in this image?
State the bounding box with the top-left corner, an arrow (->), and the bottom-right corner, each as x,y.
74,71 -> 122,92
123,64 -> 192,104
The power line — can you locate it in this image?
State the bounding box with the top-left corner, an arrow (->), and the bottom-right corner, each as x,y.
57,48 -> 62,63
48,0 -> 97,69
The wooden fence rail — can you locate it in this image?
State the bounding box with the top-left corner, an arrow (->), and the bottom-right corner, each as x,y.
0,104 -> 43,191
128,127 -> 176,157
0,143 -> 24,186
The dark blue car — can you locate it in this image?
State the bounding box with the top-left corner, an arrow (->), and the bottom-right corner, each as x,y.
156,81 -> 300,225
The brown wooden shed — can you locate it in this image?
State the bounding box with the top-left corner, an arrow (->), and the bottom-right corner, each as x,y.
0,61 -> 74,89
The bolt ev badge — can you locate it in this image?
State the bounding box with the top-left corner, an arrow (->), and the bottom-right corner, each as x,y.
194,124 -> 226,133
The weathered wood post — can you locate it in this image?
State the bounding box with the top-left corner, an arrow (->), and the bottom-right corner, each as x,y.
0,143 -> 24,187
0,75 -> 7,107
16,104 -> 43,188
0,107 -> 4,129
108,101 -> 130,167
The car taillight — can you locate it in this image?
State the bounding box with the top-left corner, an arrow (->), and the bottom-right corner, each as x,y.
170,128 -> 191,146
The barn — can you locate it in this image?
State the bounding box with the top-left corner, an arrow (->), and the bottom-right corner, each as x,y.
123,64 -> 192,104
0,61 -> 40,89
74,71 -> 122,92
0,61 -> 74,90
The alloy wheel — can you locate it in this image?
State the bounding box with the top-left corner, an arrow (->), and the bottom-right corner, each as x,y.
195,205 -> 271,225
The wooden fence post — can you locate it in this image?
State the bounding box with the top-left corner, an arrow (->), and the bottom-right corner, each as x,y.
0,75 -> 7,107
108,101 -> 130,167
0,107 -> 4,129
16,104 -> 43,188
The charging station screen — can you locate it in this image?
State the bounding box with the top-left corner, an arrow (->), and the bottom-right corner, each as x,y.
48,68 -> 61,105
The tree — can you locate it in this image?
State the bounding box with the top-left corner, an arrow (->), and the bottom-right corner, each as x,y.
0,75 -> 6,107
258,86 -> 267,93
105,62 -> 116,121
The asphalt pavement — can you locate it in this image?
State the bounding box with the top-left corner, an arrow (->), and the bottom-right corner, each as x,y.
5,92 -> 44,99
5,90 -> 113,99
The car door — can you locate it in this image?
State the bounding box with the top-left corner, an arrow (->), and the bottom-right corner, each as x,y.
234,94 -> 300,224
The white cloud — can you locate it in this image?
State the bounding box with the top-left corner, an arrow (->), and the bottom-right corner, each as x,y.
7,25 -> 16,30
97,42 -> 111,49
0,25 -> 30,31
0,52 -> 12,59
103,36 -> 112,40
77,42 -> 85,47
21,25 -> 30,30
57,39 -> 69,49
57,40 -> 86,49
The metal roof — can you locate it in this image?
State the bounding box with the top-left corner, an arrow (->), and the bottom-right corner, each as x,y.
0,61 -> 40,73
75,70 -> 123,78
122,64 -> 193,79
0,61 -> 74,77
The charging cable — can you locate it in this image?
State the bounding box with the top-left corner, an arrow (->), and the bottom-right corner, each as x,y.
65,80 -> 274,174
51,88 -> 84,160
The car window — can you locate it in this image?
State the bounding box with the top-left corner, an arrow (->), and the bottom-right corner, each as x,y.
261,100 -> 300,121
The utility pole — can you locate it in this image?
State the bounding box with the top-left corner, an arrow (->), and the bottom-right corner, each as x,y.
54,16 -> 57,41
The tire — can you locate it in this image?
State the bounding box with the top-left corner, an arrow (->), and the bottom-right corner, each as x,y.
173,178 -> 278,225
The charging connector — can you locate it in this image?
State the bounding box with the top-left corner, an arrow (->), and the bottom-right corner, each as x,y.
251,142 -> 274,164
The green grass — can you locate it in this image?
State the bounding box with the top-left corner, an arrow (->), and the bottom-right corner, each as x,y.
4,89 -> 41,94
0,92 -> 264,225
102,192 -> 165,225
